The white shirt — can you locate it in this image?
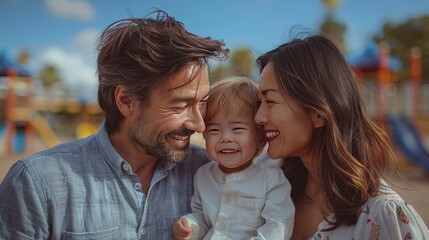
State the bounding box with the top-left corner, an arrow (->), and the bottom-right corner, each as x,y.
311,183 -> 429,240
182,162 -> 294,240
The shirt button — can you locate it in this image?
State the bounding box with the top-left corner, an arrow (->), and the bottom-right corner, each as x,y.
140,228 -> 147,235
222,175 -> 226,181
224,194 -> 232,203
134,183 -> 141,190
122,163 -> 130,172
218,222 -> 226,230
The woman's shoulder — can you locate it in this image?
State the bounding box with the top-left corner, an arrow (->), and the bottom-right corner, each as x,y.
364,184 -> 404,210
355,184 -> 429,239
362,183 -> 418,220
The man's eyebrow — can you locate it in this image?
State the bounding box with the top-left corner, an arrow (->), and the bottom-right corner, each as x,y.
169,96 -> 196,103
169,92 -> 210,103
261,88 -> 279,96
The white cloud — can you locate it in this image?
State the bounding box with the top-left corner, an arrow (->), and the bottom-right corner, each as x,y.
72,28 -> 100,62
44,0 -> 96,21
38,47 -> 98,91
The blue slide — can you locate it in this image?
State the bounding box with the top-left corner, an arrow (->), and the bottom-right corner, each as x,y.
13,127 -> 26,153
387,115 -> 429,172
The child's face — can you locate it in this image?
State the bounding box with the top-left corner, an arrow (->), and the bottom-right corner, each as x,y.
204,108 -> 259,173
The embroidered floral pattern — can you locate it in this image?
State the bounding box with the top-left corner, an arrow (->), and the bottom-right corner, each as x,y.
397,206 -> 410,224
403,232 -> 413,240
308,185 -> 428,239
369,222 -> 381,240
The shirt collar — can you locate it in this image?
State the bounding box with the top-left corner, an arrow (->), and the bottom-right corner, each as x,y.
96,121 -> 128,177
95,121 -> 178,177
214,162 -> 258,183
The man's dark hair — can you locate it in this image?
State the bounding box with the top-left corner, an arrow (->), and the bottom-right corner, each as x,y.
97,10 -> 229,134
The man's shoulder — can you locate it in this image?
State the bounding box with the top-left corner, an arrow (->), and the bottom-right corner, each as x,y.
20,136 -> 99,172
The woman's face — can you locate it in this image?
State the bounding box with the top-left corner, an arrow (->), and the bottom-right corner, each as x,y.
255,62 -> 315,160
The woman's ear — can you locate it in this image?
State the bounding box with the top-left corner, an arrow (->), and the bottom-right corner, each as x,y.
310,110 -> 325,128
115,85 -> 135,117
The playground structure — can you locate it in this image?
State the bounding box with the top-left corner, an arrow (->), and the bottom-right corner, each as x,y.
0,66 -> 61,157
351,41 -> 429,173
0,53 -> 103,158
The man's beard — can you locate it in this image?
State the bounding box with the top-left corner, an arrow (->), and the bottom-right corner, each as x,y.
128,114 -> 194,165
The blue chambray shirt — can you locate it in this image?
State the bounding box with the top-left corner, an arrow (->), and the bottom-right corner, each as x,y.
0,122 -> 211,239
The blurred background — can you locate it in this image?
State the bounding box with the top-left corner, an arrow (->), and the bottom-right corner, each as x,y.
1,0 -> 429,226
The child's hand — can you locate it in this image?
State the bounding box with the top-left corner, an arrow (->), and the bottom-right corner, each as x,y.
172,218 -> 193,240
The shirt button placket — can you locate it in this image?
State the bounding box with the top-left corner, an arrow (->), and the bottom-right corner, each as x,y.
134,182 -> 141,191
122,162 -> 130,173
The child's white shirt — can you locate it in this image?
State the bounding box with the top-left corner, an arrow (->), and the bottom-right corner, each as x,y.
182,161 -> 294,240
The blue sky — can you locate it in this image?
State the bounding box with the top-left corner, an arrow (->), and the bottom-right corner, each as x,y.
1,0 -> 429,93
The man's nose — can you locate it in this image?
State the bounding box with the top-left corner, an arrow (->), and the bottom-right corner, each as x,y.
184,106 -> 205,133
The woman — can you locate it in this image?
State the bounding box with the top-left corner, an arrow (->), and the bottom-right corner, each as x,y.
254,33 -> 429,239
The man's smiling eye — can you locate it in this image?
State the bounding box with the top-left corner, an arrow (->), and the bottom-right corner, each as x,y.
233,127 -> 246,131
174,105 -> 189,110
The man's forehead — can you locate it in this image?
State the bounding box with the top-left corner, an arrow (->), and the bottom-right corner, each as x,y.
166,64 -> 209,92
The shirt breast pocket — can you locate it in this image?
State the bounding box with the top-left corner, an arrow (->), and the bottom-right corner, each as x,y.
62,226 -> 121,240
236,197 -> 265,227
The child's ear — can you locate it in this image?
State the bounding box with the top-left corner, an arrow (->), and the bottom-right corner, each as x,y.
310,110 -> 325,128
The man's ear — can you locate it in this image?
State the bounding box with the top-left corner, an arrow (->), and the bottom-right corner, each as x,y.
115,85 -> 135,117
310,110 -> 326,128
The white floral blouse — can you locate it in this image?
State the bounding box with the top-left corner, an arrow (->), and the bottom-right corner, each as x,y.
311,183 -> 429,240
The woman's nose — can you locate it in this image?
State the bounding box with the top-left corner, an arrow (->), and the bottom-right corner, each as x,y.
255,104 -> 267,126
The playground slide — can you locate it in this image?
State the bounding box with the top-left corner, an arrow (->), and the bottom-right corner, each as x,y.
387,115 -> 429,172
0,123 -> 26,154
31,114 -> 61,148
13,127 -> 26,153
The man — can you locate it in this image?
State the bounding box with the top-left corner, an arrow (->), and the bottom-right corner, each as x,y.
0,10 -> 228,239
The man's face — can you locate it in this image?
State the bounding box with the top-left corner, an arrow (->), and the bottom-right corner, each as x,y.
129,64 -> 210,164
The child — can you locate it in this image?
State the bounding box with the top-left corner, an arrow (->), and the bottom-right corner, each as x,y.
172,78 -> 294,240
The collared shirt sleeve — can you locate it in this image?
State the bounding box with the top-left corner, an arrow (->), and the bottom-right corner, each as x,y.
253,166 -> 295,240
0,160 -> 49,239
